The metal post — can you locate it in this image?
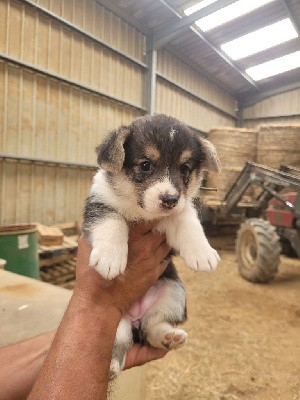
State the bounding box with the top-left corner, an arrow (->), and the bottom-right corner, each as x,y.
145,36 -> 157,115
236,102 -> 244,127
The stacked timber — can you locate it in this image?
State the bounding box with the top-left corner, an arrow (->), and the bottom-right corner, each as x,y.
36,223 -> 64,246
257,125 -> 300,169
205,127 -> 257,202
38,221 -> 79,288
40,259 -> 77,289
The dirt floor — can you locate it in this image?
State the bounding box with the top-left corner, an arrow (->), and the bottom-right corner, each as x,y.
145,234 -> 300,400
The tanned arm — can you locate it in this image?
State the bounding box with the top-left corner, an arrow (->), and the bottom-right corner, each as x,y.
0,319 -> 166,400
26,292 -> 121,399
0,331 -> 55,400
25,223 -> 170,400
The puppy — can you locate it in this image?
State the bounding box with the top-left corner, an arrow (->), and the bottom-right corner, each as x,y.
83,114 -> 220,377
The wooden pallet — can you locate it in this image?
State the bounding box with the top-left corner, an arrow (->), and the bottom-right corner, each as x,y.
60,280 -> 76,290
39,236 -> 78,267
37,221 -> 79,287
40,258 -> 76,287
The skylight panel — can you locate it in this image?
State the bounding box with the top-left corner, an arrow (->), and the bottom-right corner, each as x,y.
246,51 -> 300,81
184,0 -> 276,32
221,19 -> 298,60
184,0 -> 218,16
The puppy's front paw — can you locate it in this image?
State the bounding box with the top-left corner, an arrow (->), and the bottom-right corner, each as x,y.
90,242 -> 128,280
181,242 -> 220,272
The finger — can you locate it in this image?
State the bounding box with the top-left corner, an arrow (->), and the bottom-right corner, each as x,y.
145,233 -> 169,254
154,240 -> 172,264
129,220 -> 159,236
124,344 -> 168,369
128,228 -> 168,256
151,231 -> 167,249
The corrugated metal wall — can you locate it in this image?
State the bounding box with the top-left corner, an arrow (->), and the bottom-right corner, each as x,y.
243,88 -> 300,128
156,79 -> 235,132
1,0 -> 299,225
0,0 -> 254,225
0,62 -> 141,162
0,160 -> 93,225
0,0 -> 145,225
156,50 -> 236,132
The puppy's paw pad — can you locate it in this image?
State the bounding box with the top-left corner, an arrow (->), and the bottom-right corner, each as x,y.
162,329 -> 187,350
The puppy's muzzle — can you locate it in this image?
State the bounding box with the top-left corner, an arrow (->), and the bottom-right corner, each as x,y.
160,194 -> 179,210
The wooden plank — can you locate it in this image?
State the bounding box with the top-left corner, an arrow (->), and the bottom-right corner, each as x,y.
39,252 -> 76,267
36,223 -> 64,246
40,258 -> 77,285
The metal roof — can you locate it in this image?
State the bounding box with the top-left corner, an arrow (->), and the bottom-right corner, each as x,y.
98,0 -> 300,106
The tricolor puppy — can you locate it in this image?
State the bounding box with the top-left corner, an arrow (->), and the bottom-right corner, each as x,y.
83,114 -> 220,377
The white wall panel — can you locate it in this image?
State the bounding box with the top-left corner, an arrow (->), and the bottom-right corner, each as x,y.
156,79 -> 235,132
243,89 -> 300,125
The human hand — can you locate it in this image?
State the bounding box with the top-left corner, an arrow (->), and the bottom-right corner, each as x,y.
124,344 -> 168,370
74,222 -> 171,314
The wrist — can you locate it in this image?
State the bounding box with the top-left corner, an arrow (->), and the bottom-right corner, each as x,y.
72,286 -> 123,319
74,268 -> 136,316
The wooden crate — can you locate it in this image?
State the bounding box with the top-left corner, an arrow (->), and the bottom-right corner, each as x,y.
53,221 -> 81,238
36,224 -> 64,246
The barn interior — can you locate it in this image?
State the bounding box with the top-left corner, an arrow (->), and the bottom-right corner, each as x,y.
0,0 -> 300,399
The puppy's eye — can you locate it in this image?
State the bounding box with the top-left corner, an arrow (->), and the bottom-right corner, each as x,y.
180,164 -> 190,176
140,161 -> 152,172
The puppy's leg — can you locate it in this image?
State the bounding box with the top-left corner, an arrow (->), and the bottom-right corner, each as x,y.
141,263 -> 187,350
155,200 -> 220,272
88,217 -> 128,279
110,317 -> 133,379
83,198 -> 129,280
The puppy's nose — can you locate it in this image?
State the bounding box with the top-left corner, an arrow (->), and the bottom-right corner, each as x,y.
160,194 -> 179,209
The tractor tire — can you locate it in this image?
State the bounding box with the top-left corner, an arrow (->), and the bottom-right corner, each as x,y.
235,218 -> 281,283
280,239 -> 298,258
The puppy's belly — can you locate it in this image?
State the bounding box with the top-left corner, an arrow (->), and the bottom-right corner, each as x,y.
126,284 -> 165,328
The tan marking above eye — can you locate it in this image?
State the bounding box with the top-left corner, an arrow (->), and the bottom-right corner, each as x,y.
145,146 -> 161,161
180,150 -> 192,164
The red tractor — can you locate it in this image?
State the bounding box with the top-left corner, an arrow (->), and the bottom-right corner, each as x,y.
204,163 -> 300,283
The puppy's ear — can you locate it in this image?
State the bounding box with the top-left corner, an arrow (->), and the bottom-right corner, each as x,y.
200,138 -> 221,172
96,126 -> 130,173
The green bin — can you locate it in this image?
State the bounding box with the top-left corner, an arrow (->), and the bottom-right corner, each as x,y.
0,224 -> 39,279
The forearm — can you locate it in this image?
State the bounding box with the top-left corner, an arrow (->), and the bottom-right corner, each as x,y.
27,290 -> 122,400
0,331 -> 55,400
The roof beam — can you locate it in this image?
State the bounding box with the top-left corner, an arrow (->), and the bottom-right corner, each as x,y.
156,0 -> 260,90
165,44 -> 237,98
281,0 -> 300,35
240,81 -> 300,107
189,26 -> 260,89
153,0 -> 237,49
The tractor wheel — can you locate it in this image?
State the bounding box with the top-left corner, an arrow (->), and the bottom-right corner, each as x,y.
236,218 -> 281,283
280,239 -> 298,258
